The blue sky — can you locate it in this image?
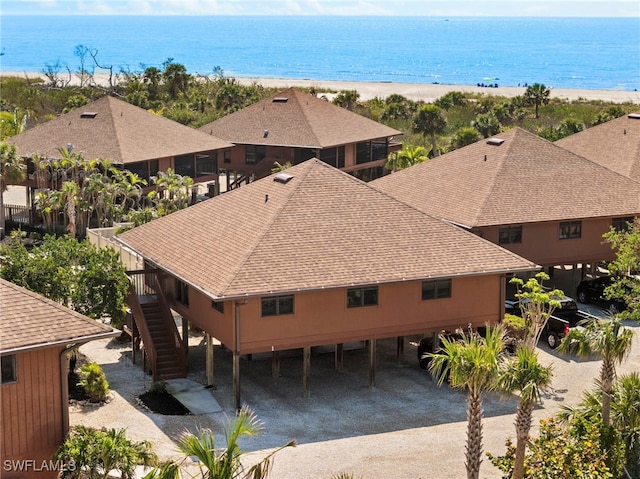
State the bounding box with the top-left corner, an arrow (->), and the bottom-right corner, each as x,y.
1,0 -> 638,16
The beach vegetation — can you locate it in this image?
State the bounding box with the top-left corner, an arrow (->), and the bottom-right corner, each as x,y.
449,127 -> 481,150
0,142 -> 26,238
412,104 -> 447,157
384,145 -> 428,172
524,83 -> 551,119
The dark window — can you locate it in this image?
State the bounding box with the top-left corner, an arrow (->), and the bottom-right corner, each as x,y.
175,279 -> 189,306
196,152 -> 217,178
422,279 -> 452,300
351,166 -> 384,182
347,286 -> 378,308
223,150 -> 231,164
246,145 -> 266,165
1,355 -> 16,384
318,146 -> 345,168
261,295 -> 294,316
560,221 -> 582,239
149,160 -> 160,179
498,225 -> 523,244
356,141 -> 372,164
174,154 -> 195,177
128,161 -> 149,182
371,139 -> 388,161
612,216 -> 634,232
294,148 -> 316,165
211,300 -> 224,313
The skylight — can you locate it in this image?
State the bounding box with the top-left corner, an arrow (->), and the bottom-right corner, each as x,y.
272,97 -> 289,103
628,113 -> 640,120
486,138 -> 505,146
274,172 -> 294,184
80,112 -> 97,119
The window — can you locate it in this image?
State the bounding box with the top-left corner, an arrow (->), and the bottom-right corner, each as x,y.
347,287 -> 378,308
223,149 -> 231,164
175,279 -> 189,306
174,154 -> 195,177
560,221 -> 582,239
498,225 -> 522,244
612,216 -> 634,232
294,148 -> 316,165
245,145 -> 266,165
356,141 -> 372,164
422,279 -> 452,300
261,295 -> 294,316
128,161 -> 149,182
196,152 -> 217,178
211,300 -> 224,313
319,146 -> 345,168
356,139 -> 389,165
149,160 -> 160,181
1,355 -> 16,384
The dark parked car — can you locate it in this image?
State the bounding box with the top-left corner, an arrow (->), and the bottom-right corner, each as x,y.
576,275 -> 630,314
505,300 -> 573,349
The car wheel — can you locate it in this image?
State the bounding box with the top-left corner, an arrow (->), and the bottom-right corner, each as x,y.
577,290 -> 588,303
546,331 -> 560,349
608,303 -> 619,315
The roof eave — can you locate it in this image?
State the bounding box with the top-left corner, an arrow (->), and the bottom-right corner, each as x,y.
1,329 -> 121,355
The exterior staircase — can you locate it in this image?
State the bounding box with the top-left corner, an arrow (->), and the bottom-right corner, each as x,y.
125,270 -> 187,381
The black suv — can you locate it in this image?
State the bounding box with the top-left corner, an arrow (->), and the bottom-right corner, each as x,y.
576,275 -> 629,314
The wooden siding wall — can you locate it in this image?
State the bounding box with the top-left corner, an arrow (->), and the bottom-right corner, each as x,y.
1,348 -> 64,479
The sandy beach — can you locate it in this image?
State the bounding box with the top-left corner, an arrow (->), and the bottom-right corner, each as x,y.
2,71 -> 639,104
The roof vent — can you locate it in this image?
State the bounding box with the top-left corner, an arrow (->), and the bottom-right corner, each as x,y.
274,172 -> 294,184
273,97 -> 289,103
486,138 -> 505,146
80,112 -> 97,119
628,113 -> 640,120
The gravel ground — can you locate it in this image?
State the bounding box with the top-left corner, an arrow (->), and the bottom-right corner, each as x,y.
70,313 -> 640,479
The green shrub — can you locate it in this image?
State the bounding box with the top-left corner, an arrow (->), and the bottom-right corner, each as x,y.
78,362 -> 109,402
502,313 -> 526,341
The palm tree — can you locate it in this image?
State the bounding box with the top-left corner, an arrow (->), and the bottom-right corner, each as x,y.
450,127 -> 481,150
412,104 -> 447,157
146,406 -> 295,479
498,346 -> 553,479
0,142 -> 26,238
558,315 -> 634,426
524,83 -> 551,119
384,145 -> 428,172
429,326 -> 504,479
61,180 -> 79,238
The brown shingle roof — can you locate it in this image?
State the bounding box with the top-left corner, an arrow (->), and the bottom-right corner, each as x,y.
372,127 -> 640,227
556,112 -> 640,182
117,159 -> 537,299
199,88 -> 402,148
0,279 -> 119,353
8,96 -> 232,164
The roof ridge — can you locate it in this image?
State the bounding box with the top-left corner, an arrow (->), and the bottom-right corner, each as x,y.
473,128 -> 520,225
104,96 -> 126,163
292,89 -> 323,147
217,161 -> 316,296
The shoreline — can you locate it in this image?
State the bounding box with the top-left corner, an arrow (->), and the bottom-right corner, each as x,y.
2,71 -> 639,104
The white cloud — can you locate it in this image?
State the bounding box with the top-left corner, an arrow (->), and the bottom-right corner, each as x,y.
1,0 -> 638,16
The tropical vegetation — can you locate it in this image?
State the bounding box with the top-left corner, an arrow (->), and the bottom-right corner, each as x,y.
143,405 -> 295,479
54,426 -> 157,479
0,233 -> 130,327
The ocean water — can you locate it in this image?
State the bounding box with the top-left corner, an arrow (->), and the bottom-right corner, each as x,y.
1,15 -> 639,91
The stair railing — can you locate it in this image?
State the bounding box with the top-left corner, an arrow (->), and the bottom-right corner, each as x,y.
125,279 -> 158,379
154,276 -> 188,376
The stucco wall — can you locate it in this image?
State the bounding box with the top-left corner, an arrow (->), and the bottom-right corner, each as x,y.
173,274 -> 505,355
480,217 -> 619,266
